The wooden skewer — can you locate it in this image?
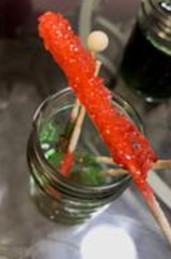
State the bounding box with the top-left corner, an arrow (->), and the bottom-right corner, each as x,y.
70,99 -> 80,122
135,177 -> 171,248
147,193 -> 171,247
96,156 -> 171,176
68,106 -> 86,153
153,159 -> 171,170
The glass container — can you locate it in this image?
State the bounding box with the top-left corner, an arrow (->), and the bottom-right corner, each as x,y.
27,88 -> 142,224
119,0 -> 171,102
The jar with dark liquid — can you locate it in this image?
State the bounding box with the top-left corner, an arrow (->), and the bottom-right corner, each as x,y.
119,0 -> 171,102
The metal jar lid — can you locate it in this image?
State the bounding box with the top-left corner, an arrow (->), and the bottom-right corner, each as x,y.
139,0 -> 171,54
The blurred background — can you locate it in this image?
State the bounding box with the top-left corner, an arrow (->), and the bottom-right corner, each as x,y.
0,0 -> 140,100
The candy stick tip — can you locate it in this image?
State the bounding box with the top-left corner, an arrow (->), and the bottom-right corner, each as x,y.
87,31 -> 109,53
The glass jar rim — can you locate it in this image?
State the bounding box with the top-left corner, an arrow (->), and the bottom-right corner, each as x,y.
29,88 -> 143,196
139,0 -> 171,54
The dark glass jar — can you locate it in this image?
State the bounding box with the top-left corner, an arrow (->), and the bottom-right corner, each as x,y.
27,88 -> 143,224
119,0 -> 171,102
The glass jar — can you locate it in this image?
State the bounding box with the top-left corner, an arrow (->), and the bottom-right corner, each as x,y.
119,0 -> 171,102
27,88 -> 142,224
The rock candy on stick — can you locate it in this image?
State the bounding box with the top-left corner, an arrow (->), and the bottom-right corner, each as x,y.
38,12 -> 156,184
60,31 -> 108,176
38,12 -> 171,246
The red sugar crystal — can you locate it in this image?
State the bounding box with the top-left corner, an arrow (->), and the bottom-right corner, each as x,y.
38,12 -> 157,192
59,151 -> 74,177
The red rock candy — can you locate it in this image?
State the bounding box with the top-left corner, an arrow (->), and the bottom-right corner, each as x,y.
38,12 -> 157,194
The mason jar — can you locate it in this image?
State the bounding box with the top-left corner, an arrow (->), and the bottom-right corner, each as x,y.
119,0 -> 171,102
27,88 -> 142,224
